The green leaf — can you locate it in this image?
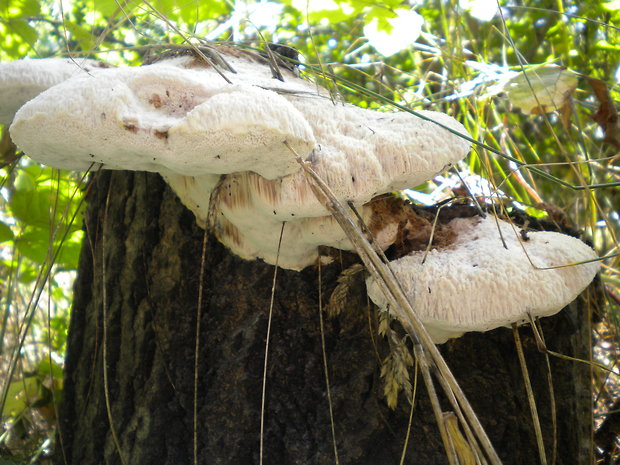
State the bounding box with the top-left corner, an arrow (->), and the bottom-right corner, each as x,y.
179,0 -> 229,22
17,264 -> 39,284
5,18 -> 37,46
90,0 -> 118,18
0,222 -> 13,242
0,0 -> 40,18
64,21 -> 96,50
36,359 -> 64,380
9,188 -> 55,229
14,168 -> 36,192
16,228 -> 52,263
10,183 -> 83,233
1,376 -> 40,419
55,231 -> 84,268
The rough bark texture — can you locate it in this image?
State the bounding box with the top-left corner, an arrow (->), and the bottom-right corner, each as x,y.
56,171 -> 593,465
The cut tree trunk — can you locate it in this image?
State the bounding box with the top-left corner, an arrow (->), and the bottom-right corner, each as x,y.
55,170 -> 593,465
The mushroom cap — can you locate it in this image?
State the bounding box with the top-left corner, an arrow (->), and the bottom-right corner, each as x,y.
0,58 -> 105,126
366,215 -> 600,343
10,62 -> 316,179
217,107 -> 470,221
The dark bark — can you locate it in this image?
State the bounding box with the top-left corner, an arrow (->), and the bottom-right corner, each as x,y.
56,171 -> 593,465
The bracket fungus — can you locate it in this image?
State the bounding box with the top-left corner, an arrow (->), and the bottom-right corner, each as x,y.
7,46 -> 470,269
4,45 -> 599,341
366,215 -> 600,343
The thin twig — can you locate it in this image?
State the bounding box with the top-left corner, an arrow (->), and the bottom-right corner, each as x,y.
513,324 -> 547,465
259,223 -> 285,465
318,259 -> 340,464
193,228 -> 209,465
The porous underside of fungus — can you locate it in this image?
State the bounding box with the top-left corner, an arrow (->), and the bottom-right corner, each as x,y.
0,58 -> 107,126
366,215 -> 600,343
8,47 -> 472,269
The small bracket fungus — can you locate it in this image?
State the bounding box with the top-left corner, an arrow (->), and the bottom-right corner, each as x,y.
7,47 -> 471,269
366,215 -> 600,343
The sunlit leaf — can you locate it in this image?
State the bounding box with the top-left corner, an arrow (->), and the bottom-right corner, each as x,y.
1,376 -> 40,419
603,0 -> 620,11
10,174 -> 83,232
16,228 -> 52,263
36,359 -> 64,381
64,21 -> 96,50
89,0 -> 118,18
0,0 -> 40,18
4,18 -> 37,47
506,64 -> 578,114
9,188 -> 55,228
14,168 -> 36,192
55,231 -> 84,268
364,8 -> 423,56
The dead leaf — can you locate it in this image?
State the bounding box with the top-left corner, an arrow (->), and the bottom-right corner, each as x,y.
507,64 -> 578,115
588,77 -> 620,148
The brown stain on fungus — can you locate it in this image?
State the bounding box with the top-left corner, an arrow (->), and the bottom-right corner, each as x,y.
219,172 -> 280,211
149,94 -> 163,108
214,215 -> 244,248
122,121 -> 139,133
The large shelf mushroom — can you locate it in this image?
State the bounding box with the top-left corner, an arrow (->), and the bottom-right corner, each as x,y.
3,45 -> 599,340
7,47 -> 470,269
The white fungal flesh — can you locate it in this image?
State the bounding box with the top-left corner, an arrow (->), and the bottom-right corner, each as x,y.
10,64 -> 316,179
366,216 -> 600,343
0,58 -> 105,126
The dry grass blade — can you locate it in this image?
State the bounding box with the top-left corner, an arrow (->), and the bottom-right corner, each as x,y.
139,0 -> 234,84
513,324 -> 547,465
102,178 -> 127,465
259,223 -> 285,465
444,412 -> 477,465
193,228 -> 209,465
285,142 -> 502,465
415,344 -> 457,465
317,260 -> 340,465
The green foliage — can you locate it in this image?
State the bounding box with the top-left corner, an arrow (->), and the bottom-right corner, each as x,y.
7,164 -> 84,269
0,0 -> 618,459
0,0 -> 40,57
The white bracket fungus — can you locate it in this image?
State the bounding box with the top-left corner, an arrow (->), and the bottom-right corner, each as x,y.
7,47 -> 470,269
366,215 -> 600,343
3,46 -> 599,340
